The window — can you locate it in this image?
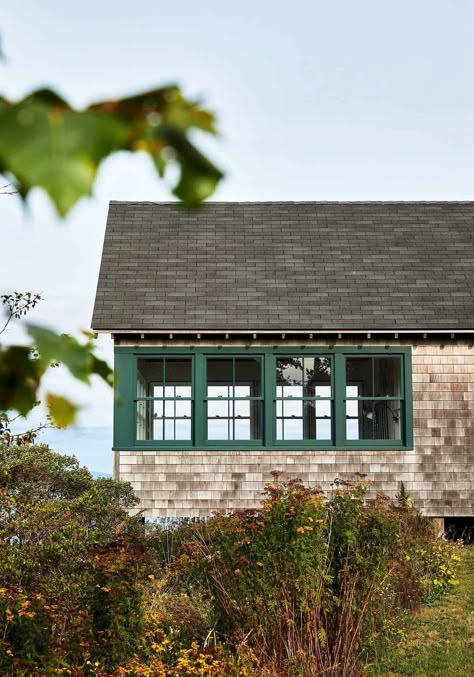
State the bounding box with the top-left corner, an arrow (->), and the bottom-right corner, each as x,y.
276,357 -> 332,441
207,357 -> 262,441
116,348 -> 412,449
345,356 -> 402,441
136,358 -> 192,441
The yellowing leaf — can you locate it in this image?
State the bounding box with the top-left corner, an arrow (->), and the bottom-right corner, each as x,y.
46,393 -> 78,427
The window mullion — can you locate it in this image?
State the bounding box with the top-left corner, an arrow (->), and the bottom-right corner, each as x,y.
194,353 -> 205,446
334,353 -> 345,447
263,352 -> 274,446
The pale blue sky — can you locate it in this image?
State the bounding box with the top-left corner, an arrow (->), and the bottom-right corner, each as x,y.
2,1 -> 474,472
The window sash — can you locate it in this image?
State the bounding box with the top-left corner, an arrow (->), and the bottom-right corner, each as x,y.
205,356 -> 263,442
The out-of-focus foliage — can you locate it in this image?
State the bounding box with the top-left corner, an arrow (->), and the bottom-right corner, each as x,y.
0,86 -> 223,216
0,293 -> 112,426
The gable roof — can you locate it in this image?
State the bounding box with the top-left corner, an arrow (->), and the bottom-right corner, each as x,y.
92,201 -> 474,332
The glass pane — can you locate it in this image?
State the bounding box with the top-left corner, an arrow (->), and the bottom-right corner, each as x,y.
346,358 -> 372,397
136,399 -> 192,441
207,359 -> 233,397
235,358 -> 261,397
208,419 -> 230,440
345,400 -> 402,441
175,386 -> 191,398
345,400 -> 372,440
234,419 -> 250,439
284,385 -> 303,399
374,399 -> 402,440
316,419 -> 332,440
346,398 -> 359,417
208,400 -> 229,418
137,358 -> 191,398
281,418 -> 303,440
305,357 -> 331,396
277,358 -> 303,397
175,400 -> 191,418
175,420 -> 191,439
164,420 -> 175,440
316,385 -> 331,399
234,400 -> 250,417
137,359 -> 163,396
283,399 -> 303,417
207,402 -> 261,441
208,385 -> 232,397
374,357 -> 402,397
305,401 -> 332,440
315,400 -> 331,418
166,359 -> 192,388
235,402 -> 261,440
346,385 -> 359,398
153,418 -> 163,440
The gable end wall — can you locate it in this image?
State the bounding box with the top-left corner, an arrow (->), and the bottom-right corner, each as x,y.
115,340 -> 474,517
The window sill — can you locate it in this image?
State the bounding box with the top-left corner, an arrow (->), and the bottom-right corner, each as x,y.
113,443 -> 413,452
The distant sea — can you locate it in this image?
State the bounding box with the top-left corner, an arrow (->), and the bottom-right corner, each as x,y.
40,425 -> 113,475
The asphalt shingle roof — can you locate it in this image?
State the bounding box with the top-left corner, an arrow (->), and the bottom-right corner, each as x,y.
91,201 -> 474,332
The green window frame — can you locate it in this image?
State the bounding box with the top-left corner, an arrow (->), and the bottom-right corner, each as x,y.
205,356 -> 263,442
114,346 -> 413,451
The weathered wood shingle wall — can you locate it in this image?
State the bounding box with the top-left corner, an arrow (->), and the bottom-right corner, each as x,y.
115,341 -> 474,518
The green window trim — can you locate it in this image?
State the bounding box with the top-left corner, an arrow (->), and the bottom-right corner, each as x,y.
114,346 -> 413,451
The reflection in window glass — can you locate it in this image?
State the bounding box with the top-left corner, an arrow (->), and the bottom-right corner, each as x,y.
346,358 -> 372,396
374,357 -> 401,397
305,357 -> 331,396
276,357 -> 332,441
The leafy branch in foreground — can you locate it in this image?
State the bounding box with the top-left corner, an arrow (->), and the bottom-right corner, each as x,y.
0,294 -> 112,428
0,326 -> 112,426
0,85 -> 224,216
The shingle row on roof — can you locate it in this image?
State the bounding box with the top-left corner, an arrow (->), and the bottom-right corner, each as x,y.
91,201 -> 474,331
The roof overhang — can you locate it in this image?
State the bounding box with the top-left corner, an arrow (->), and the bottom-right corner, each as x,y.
95,328 -> 474,339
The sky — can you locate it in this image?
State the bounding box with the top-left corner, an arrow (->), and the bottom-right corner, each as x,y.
1,1 -> 474,473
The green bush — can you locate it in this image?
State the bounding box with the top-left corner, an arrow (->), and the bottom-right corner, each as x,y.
0,444 -> 148,675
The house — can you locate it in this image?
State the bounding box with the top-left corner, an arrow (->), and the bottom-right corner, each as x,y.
92,201 -> 474,522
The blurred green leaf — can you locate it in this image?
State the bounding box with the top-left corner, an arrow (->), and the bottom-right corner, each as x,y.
27,324 -> 113,386
0,346 -> 42,416
46,393 -> 78,427
0,85 -> 223,215
0,326 -> 113,418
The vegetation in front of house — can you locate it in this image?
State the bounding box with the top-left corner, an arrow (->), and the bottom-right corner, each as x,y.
0,445 -> 462,676
366,546 -> 474,677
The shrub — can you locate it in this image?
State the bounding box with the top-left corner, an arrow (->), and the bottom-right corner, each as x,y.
0,444 -> 148,675
169,476 -> 461,676
0,449 -> 461,676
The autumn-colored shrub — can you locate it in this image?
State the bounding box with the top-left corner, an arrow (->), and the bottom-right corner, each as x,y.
168,476 -> 461,676
0,447 -> 461,677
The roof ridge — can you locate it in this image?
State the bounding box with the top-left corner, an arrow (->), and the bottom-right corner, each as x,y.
109,200 -> 474,205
